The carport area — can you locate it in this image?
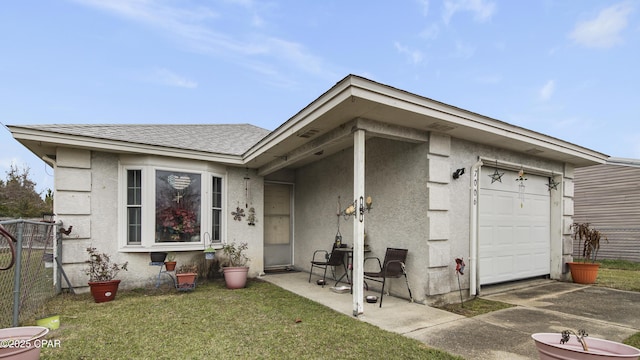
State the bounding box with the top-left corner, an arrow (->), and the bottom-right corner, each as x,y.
262,272 -> 640,359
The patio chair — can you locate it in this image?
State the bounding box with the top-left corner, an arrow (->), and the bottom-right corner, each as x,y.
363,247 -> 413,307
309,245 -> 348,287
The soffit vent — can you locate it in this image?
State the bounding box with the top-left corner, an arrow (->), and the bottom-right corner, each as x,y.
427,122 -> 456,132
297,128 -> 320,138
525,148 -> 544,155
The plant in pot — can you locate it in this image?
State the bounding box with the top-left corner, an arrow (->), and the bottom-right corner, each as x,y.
532,329 -> 640,359
164,252 -> 177,271
175,263 -> 198,291
218,241 -> 250,289
568,223 -> 608,284
85,247 -> 128,303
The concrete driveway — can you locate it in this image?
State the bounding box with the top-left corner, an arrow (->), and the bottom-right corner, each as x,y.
262,272 -> 640,359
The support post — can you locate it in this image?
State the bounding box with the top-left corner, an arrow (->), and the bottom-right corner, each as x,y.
12,222 -> 23,327
352,129 -> 365,316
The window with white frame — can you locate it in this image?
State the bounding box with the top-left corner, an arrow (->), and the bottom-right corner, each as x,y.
123,165 -> 224,249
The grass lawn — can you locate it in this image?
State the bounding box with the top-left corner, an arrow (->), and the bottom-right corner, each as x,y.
33,279 -> 462,360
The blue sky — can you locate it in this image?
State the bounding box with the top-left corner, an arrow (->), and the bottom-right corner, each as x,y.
1,0 -> 639,195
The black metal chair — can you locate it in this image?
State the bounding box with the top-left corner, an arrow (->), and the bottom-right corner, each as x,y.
363,247 -> 413,307
309,245 -> 348,287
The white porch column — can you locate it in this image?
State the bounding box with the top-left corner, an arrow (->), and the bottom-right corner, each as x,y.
352,129 -> 365,316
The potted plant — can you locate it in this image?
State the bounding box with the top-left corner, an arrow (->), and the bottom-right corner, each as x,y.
532,329 -> 640,359
218,241 -> 250,289
85,247 -> 128,303
567,223 -> 608,284
175,263 -> 198,291
164,252 -> 177,271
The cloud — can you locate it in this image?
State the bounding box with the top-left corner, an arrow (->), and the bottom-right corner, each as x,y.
419,23 -> 440,40
539,80 -> 555,101
71,0 -> 331,83
569,2 -> 634,48
416,0 -> 430,17
442,0 -> 496,25
149,68 -> 198,88
394,42 -> 425,64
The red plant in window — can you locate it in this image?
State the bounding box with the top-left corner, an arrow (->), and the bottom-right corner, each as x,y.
159,206 -> 198,238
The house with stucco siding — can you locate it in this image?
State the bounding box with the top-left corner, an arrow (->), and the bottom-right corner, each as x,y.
9,75 -> 608,312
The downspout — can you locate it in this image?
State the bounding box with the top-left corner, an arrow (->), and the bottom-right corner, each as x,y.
469,159 -> 483,296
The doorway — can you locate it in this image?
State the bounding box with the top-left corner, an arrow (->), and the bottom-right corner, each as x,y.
263,182 -> 293,269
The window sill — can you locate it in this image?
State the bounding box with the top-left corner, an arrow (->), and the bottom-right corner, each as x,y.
119,244 -> 216,252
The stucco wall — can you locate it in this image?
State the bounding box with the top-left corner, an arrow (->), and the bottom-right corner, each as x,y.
55,149 -> 264,292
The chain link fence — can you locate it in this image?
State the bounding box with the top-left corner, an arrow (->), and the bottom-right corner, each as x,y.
0,219 -> 60,328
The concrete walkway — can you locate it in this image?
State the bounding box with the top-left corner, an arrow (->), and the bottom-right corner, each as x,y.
261,271 -> 640,359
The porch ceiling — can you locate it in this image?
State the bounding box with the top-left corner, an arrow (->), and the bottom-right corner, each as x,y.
246,75 -> 608,175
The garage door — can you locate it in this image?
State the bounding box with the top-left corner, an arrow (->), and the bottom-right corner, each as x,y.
478,167 -> 550,285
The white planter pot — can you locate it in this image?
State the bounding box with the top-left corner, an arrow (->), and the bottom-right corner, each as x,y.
532,333 -> 640,360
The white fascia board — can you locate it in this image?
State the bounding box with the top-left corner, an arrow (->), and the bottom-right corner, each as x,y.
349,80 -> 608,164
11,129 -> 244,165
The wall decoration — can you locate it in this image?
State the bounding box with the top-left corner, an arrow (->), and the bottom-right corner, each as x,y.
488,160 -> 504,184
247,207 -> 256,226
232,206 -> 245,221
546,175 -> 560,191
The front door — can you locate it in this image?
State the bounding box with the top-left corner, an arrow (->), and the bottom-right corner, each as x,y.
264,183 -> 293,269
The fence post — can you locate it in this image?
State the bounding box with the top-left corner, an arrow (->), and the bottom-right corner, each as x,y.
12,221 -> 23,327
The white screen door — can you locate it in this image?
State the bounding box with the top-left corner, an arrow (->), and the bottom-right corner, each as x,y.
264,183 -> 293,268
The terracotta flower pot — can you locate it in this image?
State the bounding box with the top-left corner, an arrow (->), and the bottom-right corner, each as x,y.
176,273 -> 197,291
568,262 -> 600,284
532,333 -> 640,359
88,279 -> 121,303
223,266 -> 249,289
164,261 -> 177,271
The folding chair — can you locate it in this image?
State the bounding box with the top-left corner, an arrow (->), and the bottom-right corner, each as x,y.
363,247 -> 413,307
309,245 -> 348,287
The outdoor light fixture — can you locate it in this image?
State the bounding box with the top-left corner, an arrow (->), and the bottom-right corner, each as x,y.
452,168 -> 465,179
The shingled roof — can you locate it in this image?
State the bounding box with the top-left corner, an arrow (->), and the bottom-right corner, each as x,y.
17,124 -> 271,156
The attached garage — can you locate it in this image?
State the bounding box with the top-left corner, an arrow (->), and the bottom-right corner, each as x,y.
478,167 -> 551,285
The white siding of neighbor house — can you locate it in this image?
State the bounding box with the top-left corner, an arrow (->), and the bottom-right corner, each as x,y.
55,149 -> 265,292
574,164 -> 640,262
293,134 -> 571,304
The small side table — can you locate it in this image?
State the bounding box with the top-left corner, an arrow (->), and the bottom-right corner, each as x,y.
149,262 -> 176,289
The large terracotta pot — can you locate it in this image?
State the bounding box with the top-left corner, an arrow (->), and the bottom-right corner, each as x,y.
0,326 -> 49,360
176,273 -> 197,291
88,279 -> 121,303
222,267 -> 249,289
532,333 -> 640,359
567,262 -> 600,284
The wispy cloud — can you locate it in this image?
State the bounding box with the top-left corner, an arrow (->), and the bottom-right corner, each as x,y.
569,2 -> 634,49
394,42 -> 425,64
539,80 -> 556,101
71,0 -> 332,84
416,0 -> 430,17
442,0 -> 496,25
148,68 -> 198,88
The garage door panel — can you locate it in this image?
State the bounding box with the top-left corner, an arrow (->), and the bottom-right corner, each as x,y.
479,168 -> 551,285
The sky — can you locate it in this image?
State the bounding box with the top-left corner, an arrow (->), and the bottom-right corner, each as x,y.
1,0 -> 639,196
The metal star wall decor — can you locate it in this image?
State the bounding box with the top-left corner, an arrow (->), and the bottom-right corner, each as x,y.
546,176 -> 560,191
488,161 -> 504,183
231,206 -> 245,221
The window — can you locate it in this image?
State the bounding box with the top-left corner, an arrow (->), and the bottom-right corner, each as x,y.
155,170 -> 201,242
212,176 -> 222,243
126,170 -> 142,245
121,164 -> 225,250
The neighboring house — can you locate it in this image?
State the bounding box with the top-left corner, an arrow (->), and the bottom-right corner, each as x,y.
573,157 -> 640,262
9,75 -> 608,307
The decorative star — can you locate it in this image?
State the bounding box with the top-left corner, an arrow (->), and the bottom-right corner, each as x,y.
489,168 -> 504,183
546,177 -> 560,191
231,207 -> 245,221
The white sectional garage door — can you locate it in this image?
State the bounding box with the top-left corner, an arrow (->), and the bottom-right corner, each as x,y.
478,167 -> 551,285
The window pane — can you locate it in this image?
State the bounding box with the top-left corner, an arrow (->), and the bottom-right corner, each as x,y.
155,170 -> 201,242
127,207 -> 141,244
127,170 -> 141,205
212,177 -> 222,208
212,209 -> 220,242
127,170 -> 142,245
